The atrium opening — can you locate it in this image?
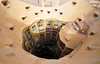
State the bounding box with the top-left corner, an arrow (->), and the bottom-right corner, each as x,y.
22,19 -> 73,59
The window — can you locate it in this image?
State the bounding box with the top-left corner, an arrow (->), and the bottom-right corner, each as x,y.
35,36 -> 38,41
35,13 -> 38,15
39,26 -> 44,31
10,27 -> 14,31
46,32 -> 50,36
81,30 -> 84,33
59,12 -> 63,15
22,16 -> 27,20
46,21 -> 51,30
89,32 -> 94,36
38,22 -> 44,31
23,37 -> 27,46
47,25 -> 50,29
61,23 -> 66,27
46,32 -> 51,42
52,31 -> 57,38
40,32 -> 44,39
47,11 -> 50,14
54,25 -> 58,30
25,6 -> 30,10
59,40 -> 65,49
77,18 -> 82,21
1,1 -> 8,6
32,26 -> 36,32
93,13 -> 98,18
40,10 -> 43,12
54,21 -> 58,29
40,32 -> 44,36
30,39 -> 34,46
25,29 -> 32,40
54,9 -> 58,11
72,2 -> 77,5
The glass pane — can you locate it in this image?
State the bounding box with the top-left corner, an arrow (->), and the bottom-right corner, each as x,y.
54,25 -> 58,29
25,29 -> 32,40
35,36 -> 38,41
23,38 -> 27,46
32,26 -> 36,32
30,39 -> 34,46
47,25 -> 50,29
39,26 -> 44,31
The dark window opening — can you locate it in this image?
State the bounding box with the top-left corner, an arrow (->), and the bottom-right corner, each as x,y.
61,23 -> 66,27
22,37 -> 27,50
35,36 -> 39,41
54,9 -> 58,11
72,2 -> 77,5
93,13 -> 98,18
40,10 -> 43,12
87,47 -> 91,50
25,29 -> 32,40
77,18 -> 82,21
30,39 -> 34,47
54,25 -> 58,30
47,11 -> 50,14
37,22 -> 44,31
54,21 -> 58,30
1,1 -> 8,6
40,32 -> 44,36
59,12 -> 63,15
39,26 -> 44,31
25,6 -> 30,10
58,40 -> 65,49
46,23 -> 51,30
32,26 -> 36,32
22,16 -> 27,20
35,13 -> 38,15
40,32 -> 44,39
10,27 -> 14,31
52,31 -> 57,38
89,32 -> 94,36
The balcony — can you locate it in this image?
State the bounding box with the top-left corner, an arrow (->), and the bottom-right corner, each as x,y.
69,20 -> 90,35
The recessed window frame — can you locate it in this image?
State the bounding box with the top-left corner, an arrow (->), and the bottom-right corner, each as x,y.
25,6 -> 30,10
35,12 -> 38,15
93,13 -> 98,18
32,25 -> 36,32
10,27 -> 14,31
54,9 -> 58,11
1,0 -> 10,8
23,37 -> 27,47
25,29 -> 32,40
35,36 -> 39,41
89,32 -> 94,36
72,2 -> 77,5
37,22 -> 44,31
30,39 -> 34,47
46,21 -> 51,30
22,16 -> 27,20
59,12 -> 63,15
